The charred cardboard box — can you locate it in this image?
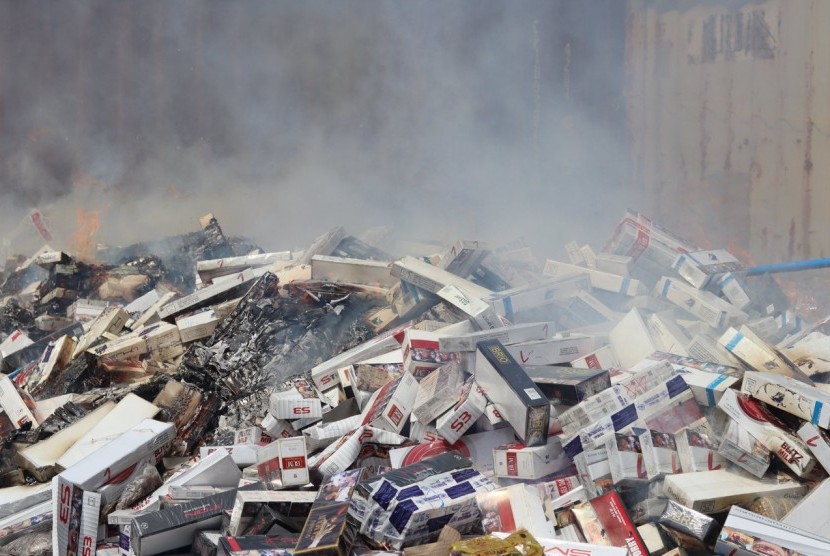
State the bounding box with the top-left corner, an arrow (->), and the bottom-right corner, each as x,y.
294,468 -> 366,556
129,489 -> 237,555
525,366 -> 611,406
475,339 -> 550,447
217,535 -> 299,556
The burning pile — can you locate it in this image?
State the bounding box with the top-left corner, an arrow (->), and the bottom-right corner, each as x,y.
0,210 -> 829,555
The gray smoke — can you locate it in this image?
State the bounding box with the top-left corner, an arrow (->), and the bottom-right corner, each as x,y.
0,1 -> 629,259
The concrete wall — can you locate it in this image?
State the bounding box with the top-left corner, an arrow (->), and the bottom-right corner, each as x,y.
627,0 -> 830,264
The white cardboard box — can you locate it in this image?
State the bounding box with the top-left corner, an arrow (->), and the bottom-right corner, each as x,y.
359,372 -> 419,434
435,379 -> 487,444
493,437 -> 569,480
57,394 -> 159,470
504,334 -> 596,366
663,469 -> 806,514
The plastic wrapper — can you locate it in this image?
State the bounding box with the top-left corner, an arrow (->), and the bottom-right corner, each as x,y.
114,460 -> 164,510
658,500 -> 718,553
450,529 -> 542,556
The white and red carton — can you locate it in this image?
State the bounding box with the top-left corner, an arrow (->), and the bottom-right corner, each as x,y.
742,371 -> 830,429
504,334 -> 596,366
438,322 -> 551,353
638,429 -> 682,479
359,372 -> 418,434
571,344 -> 622,372
256,436 -> 309,488
435,379 -> 487,444
476,484 -> 556,538
402,329 -> 453,380
675,428 -> 727,473
52,477 -> 101,556
0,375 -> 37,433
389,427 -> 514,475
797,422 -> 830,473
269,379 -> 323,420
493,437 -> 570,480
571,491 -> 649,556
718,389 -> 815,478
605,432 -> 647,486
411,361 -> 465,424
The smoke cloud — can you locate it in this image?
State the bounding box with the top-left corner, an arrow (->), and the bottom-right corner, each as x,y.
0,1 -> 629,259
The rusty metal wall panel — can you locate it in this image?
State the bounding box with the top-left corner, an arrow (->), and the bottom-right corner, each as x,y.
626,0 -> 830,264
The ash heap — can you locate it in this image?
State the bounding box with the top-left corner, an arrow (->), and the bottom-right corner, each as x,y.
0,210 -> 829,555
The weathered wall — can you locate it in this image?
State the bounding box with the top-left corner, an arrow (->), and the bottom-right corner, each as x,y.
627,0 -> 830,264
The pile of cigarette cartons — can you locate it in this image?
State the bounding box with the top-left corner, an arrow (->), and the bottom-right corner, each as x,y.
4,210 -> 830,554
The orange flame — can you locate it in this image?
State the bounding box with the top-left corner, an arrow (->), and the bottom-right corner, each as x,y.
71,208 -> 102,261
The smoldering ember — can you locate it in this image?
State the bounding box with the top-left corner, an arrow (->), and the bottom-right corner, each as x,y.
1,210 -> 830,555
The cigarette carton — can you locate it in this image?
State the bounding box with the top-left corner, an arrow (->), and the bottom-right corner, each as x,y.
526,366 -> 611,406
226,490 -> 312,537
543,259 -> 642,296
716,272 -> 753,310
218,535 -> 298,556
158,269 -> 256,321
52,477 -> 101,556
130,490 -> 236,555
493,438 -> 569,480
0,330 -> 33,364
672,249 -> 743,289
134,448 -> 241,512
72,306 -> 131,357
718,419 -> 770,478
571,491 -> 649,556
654,277 -> 733,329
359,372 -> 418,434
57,394 -> 159,470
596,252 -> 633,276
742,371 -> 830,428
438,322 -> 550,353
674,428 -> 727,473
797,422 -> 830,473
402,329 -> 453,379
197,252 -> 292,283
18,401 -> 116,482
391,256 -> 492,299
504,334 -> 596,366
57,419 -> 175,505
781,478 -> 830,540
269,385 -> 323,421
256,437 -> 308,489
0,375 -> 37,432
434,379 -> 487,444
476,484 -> 556,538
475,340 -> 550,447
411,361 -> 465,424
484,275 -> 591,320
438,239 -> 490,278
311,255 -> 395,287
718,389 -> 815,477
605,432 -> 647,485
638,429 -> 681,480
663,469 -> 806,514
571,344 -> 622,372
719,326 -> 806,380
658,500 -> 719,553
389,428 -> 513,474
716,506 -> 830,555
436,284 -> 501,330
